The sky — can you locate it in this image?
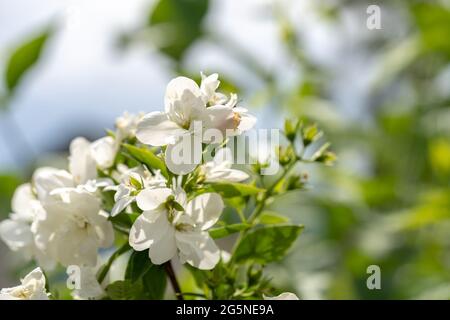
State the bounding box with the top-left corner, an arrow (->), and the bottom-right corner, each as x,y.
0,0 -> 387,171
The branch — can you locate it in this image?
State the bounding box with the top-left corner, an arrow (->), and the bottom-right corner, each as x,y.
164,261 -> 184,300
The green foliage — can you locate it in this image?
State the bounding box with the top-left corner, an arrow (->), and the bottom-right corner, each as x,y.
0,174 -> 22,218
4,28 -> 53,95
202,182 -> 263,198
125,250 -> 167,299
257,211 -> 290,225
187,260 -> 273,300
209,223 -> 250,239
105,280 -> 144,300
122,144 -> 168,178
233,225 -> 304,264
148,0 -> 209,61
412,3 -> 450,57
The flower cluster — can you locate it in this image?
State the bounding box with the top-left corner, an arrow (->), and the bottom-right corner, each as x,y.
1,73 -> 333,300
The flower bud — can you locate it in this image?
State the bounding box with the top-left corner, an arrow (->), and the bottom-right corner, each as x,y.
284,119 -> 298,142
302,123 -> 323,147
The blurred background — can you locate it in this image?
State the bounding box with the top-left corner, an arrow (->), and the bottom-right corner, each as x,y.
0,0 -> 449,299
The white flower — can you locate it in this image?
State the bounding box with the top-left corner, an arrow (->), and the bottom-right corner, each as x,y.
129,188 -> 223,270
90,136 -> 117,170
200,72 -> 227,105
106,165 -> 166,217
200,148 -> 249,183
137,77 -> 206,147
263,292 -> 300,300
70,136 -> 116,177
137,77 -> 210,175
71,266 -> 105,300
71,113 -> 143,174
0,267 -> 49,300
69,137 -> 99,183
115,111 -> 143,141
204,95 -> 257,136
33,138 -> 113,201
33,167 -> 75,202
33,188 -> 114,267
0,184 -> 54,269
136,74 -> 256,175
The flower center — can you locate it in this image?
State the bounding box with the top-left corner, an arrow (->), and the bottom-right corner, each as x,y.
12,286 -> 33,299
73,215 -> 89,229
175,222 -> 194,232
232,112 -> 241,129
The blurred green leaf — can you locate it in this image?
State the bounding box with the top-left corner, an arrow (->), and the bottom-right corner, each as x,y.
0,174 -> 22,218
5,28 -> 52,95
429,138 -> 450,179
394,190 -> 450,230
149,0 -> 209,61
234,225 -> 304,264
412,3 -> 450,57
209,223 -> 250,239
122,144 -> 168,178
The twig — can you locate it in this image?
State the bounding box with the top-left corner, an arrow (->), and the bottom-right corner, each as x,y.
164,261 -> 183,300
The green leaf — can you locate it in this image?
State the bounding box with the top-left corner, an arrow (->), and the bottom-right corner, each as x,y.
122,144 -> 168,178
412,3 -> 450,57
234,225 -> 304,264
125,250 -> 167,299
209,223 -> 250,239
105,280 -> 144,300
109,212 -> 139,230
97,244 -> 131,283
203,182 -> 263,198
149,0 -> 209,61
258,211 -> 290,225
5,28 -> 53,93
0,174 -> 22,218
142,265 -> 167,299
125,250 -> 153,282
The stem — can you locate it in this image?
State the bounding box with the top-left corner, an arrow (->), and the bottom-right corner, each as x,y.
247,159 -> 297,224
230,159 -> 298,258
164,261 -> 183,300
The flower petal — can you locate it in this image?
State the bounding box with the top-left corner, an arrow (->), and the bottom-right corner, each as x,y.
263,292 -> 299,300
136,111 -> 187,146
32,167 -> 74,201
69,137 -> 98,185
202,105 -> 233,130
205,168 -> 249,183
110,196 -> 134,217
164,76 -> 205,121
148,226 -> 177,265
0,219 -> 33,251
200,72 -> 220,103
165,141 -> 200,175
11,184 -> 35,218
136,188 -> 172,211
90,136 -> 117,170
185,193 -> 224,230
175,231 -> 220,270
129,209 -> 170,251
